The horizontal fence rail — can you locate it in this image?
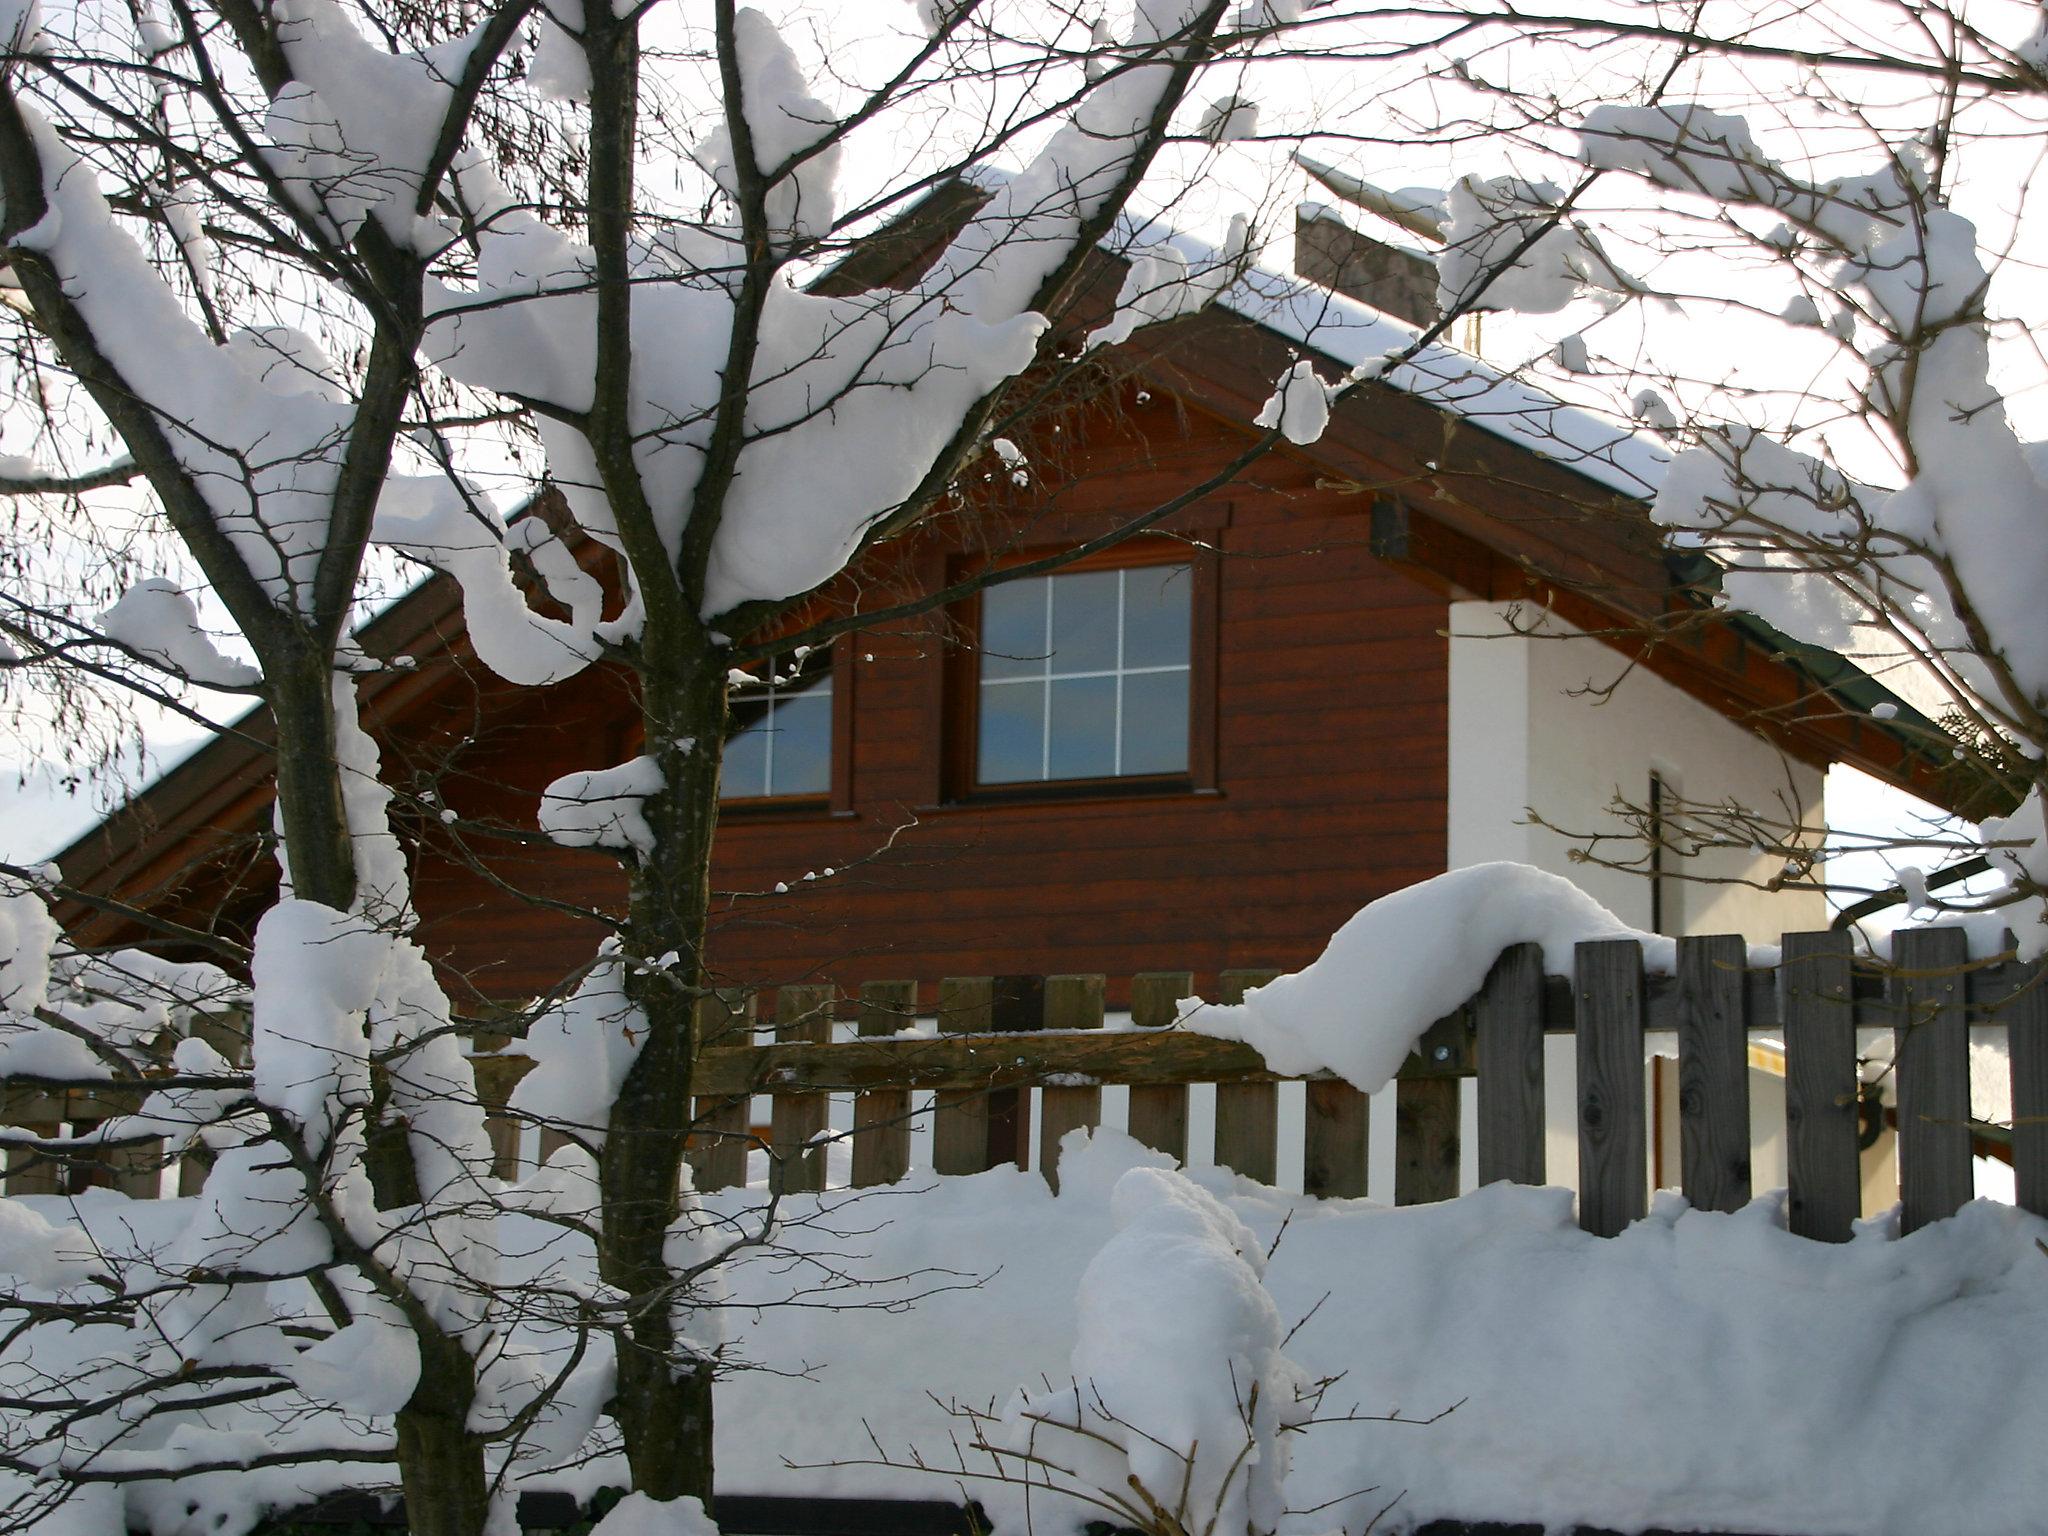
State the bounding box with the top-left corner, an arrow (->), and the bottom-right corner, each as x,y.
7,928 -> 2043,1241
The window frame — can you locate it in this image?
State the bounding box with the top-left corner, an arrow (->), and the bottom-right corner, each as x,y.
944,540 -> 1219,804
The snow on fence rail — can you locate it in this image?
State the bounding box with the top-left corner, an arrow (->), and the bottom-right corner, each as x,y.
7,927 -> 2044,1241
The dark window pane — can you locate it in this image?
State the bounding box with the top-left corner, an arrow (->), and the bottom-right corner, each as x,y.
1046,675 -> 1117,779
724,718 -> 770,797
1120,668 -> 1189,775
981,579 -> 1046,680
979,680 -> 1045,783
1122,564 -> 1192,670
768,690 -> 832,795
1048,569 -> 1119,674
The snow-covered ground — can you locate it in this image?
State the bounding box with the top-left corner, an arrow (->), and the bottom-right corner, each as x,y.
700,1132 -> 2048,1536
22,1129 -> 2044,1536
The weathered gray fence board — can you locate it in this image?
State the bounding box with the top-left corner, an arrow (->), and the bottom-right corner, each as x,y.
932,978 -> 995,1176
1213,969 -> 1280,1183
852,981 -> 915,1189
1677,934 -> 1751,1213
1476,943 -> 1545,1187
1303,1079 -> 1368,1198
689,991 -> 755,1194
1396,1013 -> 1467,1205
1125,973 -> 1193,1161
2006,937 -> 2048,1220
1039,975 -> 1105,1192
770,985 -> 834,1194
1892,927 -> 1972,1234
1781,931 -> 1858,1242
1576,939 -> 1647,1237
984,975 -> 1044,1172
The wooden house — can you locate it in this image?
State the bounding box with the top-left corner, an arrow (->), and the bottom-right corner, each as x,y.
50,205 -> 1958,1014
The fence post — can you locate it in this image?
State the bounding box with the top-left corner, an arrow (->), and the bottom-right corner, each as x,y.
1214,968 -> 1280,1184
2006,937 -> 2048,1220
1782,930 -> 1859,1242
1677,934 -> 1751,1213
1576,938 -> 1647,1237
1126,973 -> 1192,1163
1038,976 -> 1105,1192
688,990 -> 756,1193
770,984 -> 835,1195
932,978 -> 994,1175
1475,942 -> 1545,1187
1892,926 -> 1972,1234
852,981 -> 916,1188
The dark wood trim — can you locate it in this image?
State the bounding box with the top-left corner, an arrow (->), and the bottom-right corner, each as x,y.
941,541 -> 1216,803
829,631 -> 856,816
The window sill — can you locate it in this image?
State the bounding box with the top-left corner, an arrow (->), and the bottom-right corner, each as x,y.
925,778 -> 1223,813
718,796 -> 843,821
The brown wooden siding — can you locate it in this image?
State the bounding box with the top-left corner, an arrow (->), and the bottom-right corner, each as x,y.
404,396 -> 1451,1010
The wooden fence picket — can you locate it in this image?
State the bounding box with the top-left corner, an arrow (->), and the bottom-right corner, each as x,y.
1394,1013 -> 1466,1205
689,990 -> 756,1193
770,985 -> 835,1194
1475,942 -> 1545,1187
2005,939 -> 2048,1220
1213,968 -> 1280,1184
1576,938 -> 1647,1237
1677,934 -> 1751,1214
932,978 -> 994,1175
1781,930 -> 1858,1243
1892,927 -> 1972,1234
1125,972 -> 1192,1161
1038,975 -> 1104,1192
1303,1078 -> 1368,1199
851,981 -> 915,1189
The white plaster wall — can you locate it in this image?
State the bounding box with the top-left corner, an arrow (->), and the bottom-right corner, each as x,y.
1449,600 -> 1827,939
1449,601 -> 1828,1197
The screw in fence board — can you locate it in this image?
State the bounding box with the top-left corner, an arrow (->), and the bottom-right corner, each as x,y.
1782,930 -> 1858,1242
1127,973 -> 1193,1163
1214,969 -> 1281,1185
1475,942 -> 1545,1188
1892,926 -> 1972,1234
1575,939 -> 1648,1237
771,984 -> 836,1195
1676,934 -> 1751,1214
933,978 -> 995,1175
689,990 -> 757,1194
1395,1013 -> 1466,1206
1039,975 -> 1105,1193
852,981 -> 917,1188
2004,934 -> 2048,1219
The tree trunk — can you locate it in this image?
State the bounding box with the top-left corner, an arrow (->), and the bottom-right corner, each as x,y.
395,1333 -> 491,1536
268,651 -> 491,1536
600,649 -> 728,1504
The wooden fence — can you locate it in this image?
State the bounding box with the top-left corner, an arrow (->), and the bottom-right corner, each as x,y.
472,926 -> 2048,1243
8,927 -> 2045,1243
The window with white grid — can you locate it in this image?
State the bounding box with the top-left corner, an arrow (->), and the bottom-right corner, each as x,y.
976,564 -> 1192,784
724,654 -> 832,799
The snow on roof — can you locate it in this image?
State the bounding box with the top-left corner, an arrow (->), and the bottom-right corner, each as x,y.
1050,139 -> 1671,500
